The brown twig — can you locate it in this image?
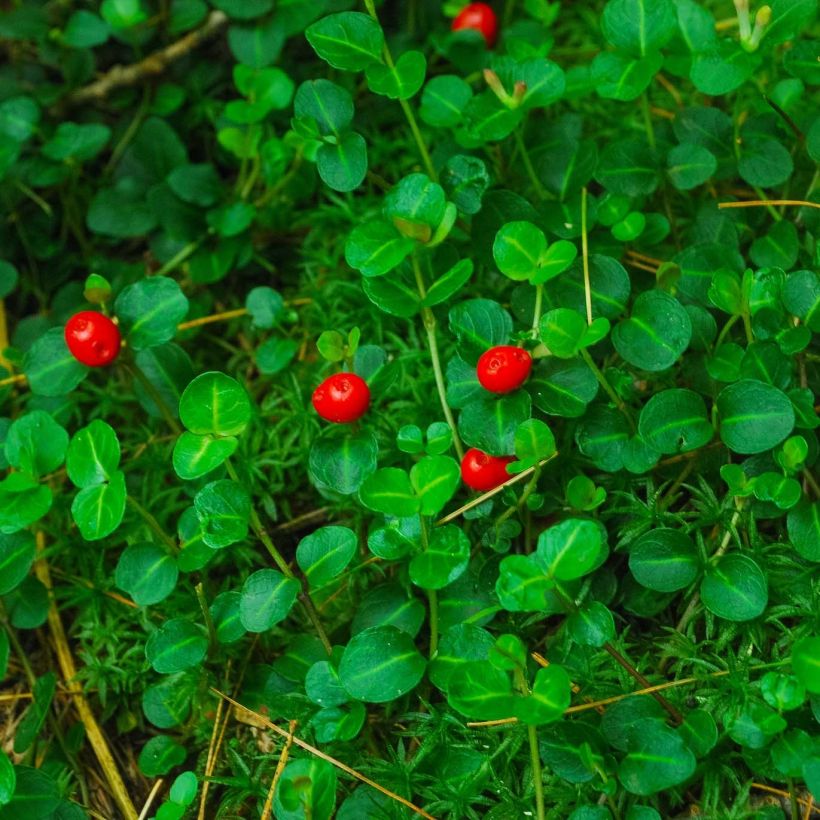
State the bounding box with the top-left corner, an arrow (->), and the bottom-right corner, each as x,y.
261,720 -> 298,820
719,199 -> 820,211
33,533 -> 138,820
64,12 -> 228,107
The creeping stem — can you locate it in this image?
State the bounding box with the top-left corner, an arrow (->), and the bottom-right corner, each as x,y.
413,254 -> 465,459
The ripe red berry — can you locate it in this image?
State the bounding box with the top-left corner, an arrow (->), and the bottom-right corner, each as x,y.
64,311 -> 121,367
461,448 -> 514,492
451,2 -> 498,46
312,372 -> 370,424
477,345 -> 532,394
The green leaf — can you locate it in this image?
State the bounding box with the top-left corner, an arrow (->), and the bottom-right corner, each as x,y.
738,137 -> 793,188
441,156 -> 489,216
701,554 -> 768,621
339,625 -> 426,703
194,479 -> 250,549
134,344 -> 194,420
530,357 -> 599,418
592,52 -> 662,101
316,131 -> 367,192
458,392 -> 532,457
66,420 -> 121,487
596,139 -> 659,196
537,519 -> 604,581
540,308 -> 588,358
384,173 -> 447,236
43,122 -> 111,162
409,525 -> 470,590
493,221 -> 546,281
294,79 -> 353,135
169,771 -> 198,806
306,12 -> 384,72
239,569 -> 299,632
71,470 -> 127,540
5,411 -> 68,478
496,555 -> 553,611
449,299 -> 512,365
690,41 -> 757,95
0,531 -> 36,595
167,163 -> 222,206
359,468 -> 420,517
618,724 -> 696,795
0,751 -> 14,807
22,327 -> 88,397
115,542 -> 178,606
447,660 -> 516,719
612,291 -> 691,371
638,388 -> 713,454
792,637 -> 820,694
14,672 -> 55,754
516,665 -> 572,724
366,50 -> 426,99
179,371 -> 251,437
138,735 -> 187,777
420,75 -> 472,127
666,142 -> 716,190
274,758 -> 337,820
628,529 -> 699,592
115,276 -> 189,350
788,502 -> 820,562
309,428 -> 378,495
602,0 -> 677,57
0,474 -> 52,534
145,618 -> 208,673
566,601 -> 615,647
423,259 -> 474,306
717,380 -> 795,455
63,10 -> 110,48
296,526 -> 357,587
410,455 -> 460,516
429,624 -> 495,692
345,221 -> 415,278
172,432 -> 238,480
512,418 -> 556,472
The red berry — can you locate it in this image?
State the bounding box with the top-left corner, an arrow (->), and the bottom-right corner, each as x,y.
64,311 -> 121,367
461,448 -> 514,492
451,2 -> 498,46
477,345 -> 532,394
312,372 -> 370,424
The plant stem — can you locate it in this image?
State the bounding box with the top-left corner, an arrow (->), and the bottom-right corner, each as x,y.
195,582 -> 217,649
363,0 -> 437,181
514,129 -> 546,201
640,92 -> 656,150
714,314 -> 740,349
126,363 -> 182,435
581,187 -> 593,325
412,255 -> 464,459
153,235 -> 207,278
127,496 -> 179,554
531,284 -> 543,336
580,349 -> 635,432
419,516 -> 438,657
225,460 -> 333,655
496,466 -> 541,526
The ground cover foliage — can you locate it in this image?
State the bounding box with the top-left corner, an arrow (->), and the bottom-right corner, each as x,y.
0,0 -> 819,817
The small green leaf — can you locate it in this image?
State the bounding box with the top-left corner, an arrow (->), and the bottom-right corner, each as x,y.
239,569 -> 300,632
359,468 -> 420,517
537,519 -> 604,581
297,526 -> 357,587
179,371 -> 251,437
306,12 -> 384,72
700,554 -> 768,622
145,619 -> 208,673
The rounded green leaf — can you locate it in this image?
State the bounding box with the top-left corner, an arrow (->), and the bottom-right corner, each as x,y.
145,619 -> 208,674
66,420 -> 121,487
788,502 -> 820,562
717,380 -> 795,455
638,388 -> 713,455
296,526 -> 357,587
209,591 -> 245,644
458,392 -> 531,457
179,372 -> 251,437
172,432 -> 238,480
359,468 -> 420,517
0,531 -> 36,595
629,528 -> 699,592
309,428 -> 378,496
115,542 -> 178,606
239,569 -> 300,632
537,519 -> 604,581
409,525 -> 470,590
366,50 -> 426,100
138,735 -> 187,777
305,12 -> 384,72
666,142 -> 717,191
274,758 -> 337,820
0,751 -> 14,807
5,411 -> 68,478
612,291 -> 691,371
71,470 -> 126,541
566,601 -> 615,647
193,479 -> 250,549
792,637 -> 820,694
316,131 -> 367,192
618,724 -> 696,796
447,660 -> 516,720
339,625 -> 426,703
22,327 -> 88,397
345,221 -> 414,278
516,664 -> 572,725
602,0 -> 677,57
700,553 -> 768,622
115,276 -> 188,350
493,221 -> 546,282
409,455 -> 460,516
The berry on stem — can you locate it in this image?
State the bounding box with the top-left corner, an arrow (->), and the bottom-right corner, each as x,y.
451,2 -> 498,47
461,448 -> 514,491
64,311 -> 121,367
477,345 -> 532,394
312,372 -> 370,423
